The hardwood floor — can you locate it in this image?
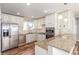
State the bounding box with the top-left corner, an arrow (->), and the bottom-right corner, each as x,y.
1,41 -> 79,55
1,42 -> 35,55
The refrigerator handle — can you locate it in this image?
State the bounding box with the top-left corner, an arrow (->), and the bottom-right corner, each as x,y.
9,30 -> 11,38
9,35 -> 11,38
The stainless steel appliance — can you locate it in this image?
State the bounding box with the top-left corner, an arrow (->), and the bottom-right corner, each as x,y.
46,27 -> 54,39
1,23 -> 19,51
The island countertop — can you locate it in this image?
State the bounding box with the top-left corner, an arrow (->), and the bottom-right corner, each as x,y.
35,37 -> 55,50
48,34 -> 76,53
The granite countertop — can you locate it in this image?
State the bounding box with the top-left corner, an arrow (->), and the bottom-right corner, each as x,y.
26,32 -> 46,34
19,32 -> 46,35
48,34 -> 76,52
35,37 -> 55,50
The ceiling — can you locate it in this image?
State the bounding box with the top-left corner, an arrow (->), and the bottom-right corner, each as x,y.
1,3 -> 79,18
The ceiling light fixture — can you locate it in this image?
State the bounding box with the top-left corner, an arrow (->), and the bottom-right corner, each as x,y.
64,18 -> 68,22
17,12 -> 20,15
58,15 -> 63,19
44,10 -> 47,13
26,3 -> 30,5
31,16 -> 34,18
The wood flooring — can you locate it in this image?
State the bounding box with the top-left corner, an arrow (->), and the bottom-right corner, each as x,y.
1,41 -> 79,55
1,42 -> 35,55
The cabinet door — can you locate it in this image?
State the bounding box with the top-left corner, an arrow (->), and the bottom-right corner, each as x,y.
37,34 -> 45,41
38,19 -> 45,28
35,45 -> 48,55
45,14 -> 54,27
26,34 -> 36,43
57,15 -> 63,35
58,12 -> 69,35
2,14 -> 9,23
19,35 -> 25,44
61,12 -> 69,34
33,20 -> 38,29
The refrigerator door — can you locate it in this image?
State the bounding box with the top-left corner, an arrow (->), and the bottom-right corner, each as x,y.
10,24 -> 18,48
2,24 -> 10,51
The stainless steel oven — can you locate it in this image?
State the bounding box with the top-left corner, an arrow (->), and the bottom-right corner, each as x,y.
46,27 -> 54,39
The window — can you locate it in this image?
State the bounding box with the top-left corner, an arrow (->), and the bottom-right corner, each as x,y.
23,21 -> 34,30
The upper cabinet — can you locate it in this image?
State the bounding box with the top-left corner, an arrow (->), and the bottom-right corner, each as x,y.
44,9 -> 76,36
1,13 -> 25,34
37,18 -> 45,29
45,13 -> 55,27
33,18 -> 45,29
56,10 -> 76,35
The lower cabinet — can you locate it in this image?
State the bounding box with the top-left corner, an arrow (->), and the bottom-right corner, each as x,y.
48,46 -> 70,55
26,34 -> 46,43
37,34 -> 46,41
26,34 -> 36,43
19,34 -> 26,46
35,45 -> 48,55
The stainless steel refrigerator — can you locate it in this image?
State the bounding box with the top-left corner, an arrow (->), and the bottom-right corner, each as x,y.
1,23 -> 19,51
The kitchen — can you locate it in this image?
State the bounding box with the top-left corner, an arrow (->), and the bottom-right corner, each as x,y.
0,3 -> 79,55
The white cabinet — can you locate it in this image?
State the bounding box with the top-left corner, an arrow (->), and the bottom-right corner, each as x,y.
57,11 -> 69,34
37,34 -> 46,41
45,14 -> 55,27
48,46 -> 69,55
33,18 -> 45,29
35,45 -> 48,55
38,18 -> 45,28
26,34 -> 36,43
19,34 -> 26,46
44,10 -> 76,36
33,20 -> 38,29
26,34 -> 45,43
1,13 -> 25,34
56,10 -> 76,35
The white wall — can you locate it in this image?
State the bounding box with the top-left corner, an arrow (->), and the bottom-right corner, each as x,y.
1,13 -> 25,34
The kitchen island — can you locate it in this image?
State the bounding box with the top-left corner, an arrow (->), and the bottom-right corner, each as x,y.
26,32 -> 46,43
35,34 -> 76,55
35,37 -> 54,55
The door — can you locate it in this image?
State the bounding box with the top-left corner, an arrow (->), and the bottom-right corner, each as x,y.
10,24 -> 18,48
2,24 -> 10,51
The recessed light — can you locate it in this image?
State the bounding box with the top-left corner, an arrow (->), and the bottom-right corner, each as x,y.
26,3 -> 30,5
17,12 -> 20,15
32,16 -> 34,18
64,18 -> 68,22
44,10 -> 47,13
58,15 -> 63,19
